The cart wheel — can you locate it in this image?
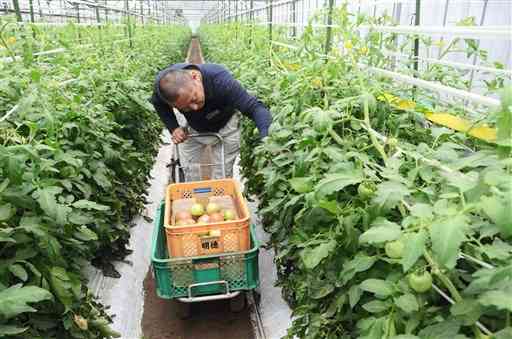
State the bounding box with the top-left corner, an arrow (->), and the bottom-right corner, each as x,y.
252,288 -> 262,306
173,301 -> 191,319
229,292 -> 246,312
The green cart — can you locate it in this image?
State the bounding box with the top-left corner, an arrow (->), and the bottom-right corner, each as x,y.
150,200 -> 260,315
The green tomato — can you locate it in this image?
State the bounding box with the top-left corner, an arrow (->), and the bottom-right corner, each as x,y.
190,203 -> 205,217
357,182 -> 375,199
408,272 -> 433,293
206,202 -> 220,215
224,209 -> 236,221
385,240 -> 404,259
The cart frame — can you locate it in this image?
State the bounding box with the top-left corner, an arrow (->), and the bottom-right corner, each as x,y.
154,132 -> 259,311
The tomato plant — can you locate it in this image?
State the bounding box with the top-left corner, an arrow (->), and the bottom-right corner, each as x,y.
0,19 -> 190,338
200,9 -> 511,339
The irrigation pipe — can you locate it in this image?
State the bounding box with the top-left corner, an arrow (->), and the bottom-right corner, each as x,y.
365,66 -> 501,108
359,25 -> 512,39
382,51 -> 512,77
244,20 -> 511,40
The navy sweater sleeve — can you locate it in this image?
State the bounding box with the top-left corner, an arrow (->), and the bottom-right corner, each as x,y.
151,90 -> 179,132
214,72 -> 272,137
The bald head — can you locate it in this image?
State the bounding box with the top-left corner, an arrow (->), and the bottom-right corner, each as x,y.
158,70 -> 194,105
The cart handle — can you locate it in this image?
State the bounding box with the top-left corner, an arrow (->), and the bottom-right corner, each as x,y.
173,132 -> 226,179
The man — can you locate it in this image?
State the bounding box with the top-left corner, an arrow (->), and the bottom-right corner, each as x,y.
151,63 -> 272,180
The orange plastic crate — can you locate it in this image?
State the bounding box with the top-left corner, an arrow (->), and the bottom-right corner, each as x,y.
164,179 -> 251,258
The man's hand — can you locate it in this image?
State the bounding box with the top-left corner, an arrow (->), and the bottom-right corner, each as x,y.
171,127 -> 188,144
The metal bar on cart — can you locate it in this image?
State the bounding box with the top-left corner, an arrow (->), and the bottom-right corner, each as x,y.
178,280 -> 241,302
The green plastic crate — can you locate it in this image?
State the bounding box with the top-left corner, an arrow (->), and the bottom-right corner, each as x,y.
151,201 -> 260,299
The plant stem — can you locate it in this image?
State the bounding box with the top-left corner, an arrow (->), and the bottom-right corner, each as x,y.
424,251 -> 462,301
328,127 -> 344,147
0,29 -> 17,62
363,96 -> 388,164
424,250 -> 484,338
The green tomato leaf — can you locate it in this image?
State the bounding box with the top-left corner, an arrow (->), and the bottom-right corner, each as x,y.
0,284 -> 53,319
489,264 -> 512,285
362,300 -> 390,313
311,283 -> 335,299
401,230 -> 428,273
481,238 -> 512,260
430,215 -> 468,269
372,181 -> 410,210
8,264 -> 28,282
93,169 -> 112,189
478,289 -> 512,311
33,187 -> 62,219
349,285 -> 362,309
0,203 -> 14,221
359,219 -> 402,244
417,320 -> 461,338
72,200 -> 110,211
0,325 -> 28,336
300,240 -> 337,269
351,254 -> 377,273
49,267 -> 73,311
481,195 -> 512,237
496,86 -> 512,147
394,294 -> 419,313
410,203 -> 433,220
494,327 -> 512,339
289,177 -> 313,193
315,170 -> 364,198
55,204 -> 71,226
0,228 -> 15,243
68,211 -> 95,225
360,279 -> 393,297
441,171 -> 479,193
450,299 -> 482,325
317,200 -> 338,214
0,178 -> 9,193
307,107 -> 333,132
73,226 -> 98,241
323,146 -> 345,162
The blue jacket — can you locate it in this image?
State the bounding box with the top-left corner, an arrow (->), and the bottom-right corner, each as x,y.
151,63 -> 272,137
